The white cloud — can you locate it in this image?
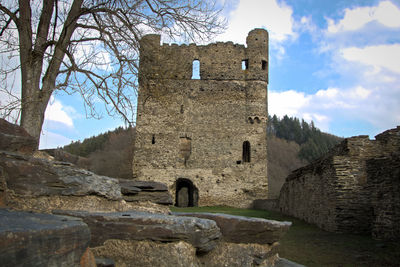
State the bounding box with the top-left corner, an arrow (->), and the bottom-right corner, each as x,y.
44,97 -> 74,127
327,0 -> 400,34
39,130 -> 72,149
269,90 -> 310,117
268,83 -> 399,135
340,44 -> 400,74
218,0 -> 295,45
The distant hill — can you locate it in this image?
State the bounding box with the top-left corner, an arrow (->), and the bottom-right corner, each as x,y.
267,115 -> 343,162
63,126 -> 135,179
61,115 -> 342,197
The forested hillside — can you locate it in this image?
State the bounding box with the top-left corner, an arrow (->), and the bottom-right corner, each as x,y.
63,127 -> 135,179
267,115 -> 342,162
61,115 -> 342,198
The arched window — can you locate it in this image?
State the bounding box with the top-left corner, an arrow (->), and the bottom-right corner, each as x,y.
192,60 -> 200,79
242,141 -> 251,163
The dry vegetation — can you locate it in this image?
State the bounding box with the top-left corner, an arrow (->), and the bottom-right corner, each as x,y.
267,136 -> 307,198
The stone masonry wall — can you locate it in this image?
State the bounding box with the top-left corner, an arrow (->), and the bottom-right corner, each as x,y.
278,151 -> 339,232
132,29 -> 269,208
279,126 -> 400,239
368,155 -> 400,240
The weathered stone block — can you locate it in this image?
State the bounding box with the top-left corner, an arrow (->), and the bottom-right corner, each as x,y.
173,212 -> 291,244
53,210 -> 221,253
0,209 -> 90,267
0,151 -> 122,200
118,179 -> 173,205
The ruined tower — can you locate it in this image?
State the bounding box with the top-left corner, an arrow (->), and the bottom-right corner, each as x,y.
132,29 -> 269,208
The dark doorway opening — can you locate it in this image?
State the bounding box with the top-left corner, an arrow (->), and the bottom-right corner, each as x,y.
175,178 -> 198,207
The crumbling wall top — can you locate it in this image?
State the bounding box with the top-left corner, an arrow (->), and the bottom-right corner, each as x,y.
139,29 -> 269,82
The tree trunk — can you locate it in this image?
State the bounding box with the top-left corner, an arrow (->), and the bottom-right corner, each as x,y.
20,83 -> 51,149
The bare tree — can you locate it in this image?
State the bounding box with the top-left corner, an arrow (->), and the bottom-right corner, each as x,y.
0,0 -> 225,146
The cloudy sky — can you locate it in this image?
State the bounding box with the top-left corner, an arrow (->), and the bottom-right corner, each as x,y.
40,0 -> 400,148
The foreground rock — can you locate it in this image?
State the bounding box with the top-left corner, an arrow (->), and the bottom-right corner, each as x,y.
173,212 -> 291,244
198,242 -> 279,267
0,150 -> 170,214
92,240 -> 198,267
0,151 -> 121,200
53,210 -> 221,253
0,209 -> 90,267
0,119 -> 37,154
119,179 -> 173,205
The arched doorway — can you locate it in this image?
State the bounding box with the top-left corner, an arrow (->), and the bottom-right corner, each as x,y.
175,178 -> 198,207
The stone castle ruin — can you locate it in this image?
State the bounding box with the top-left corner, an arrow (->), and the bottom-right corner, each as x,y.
278,126 -> 400,240
132,29 -> 269,208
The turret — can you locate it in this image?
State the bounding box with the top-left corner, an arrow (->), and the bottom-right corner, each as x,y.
245,29 -> 269,82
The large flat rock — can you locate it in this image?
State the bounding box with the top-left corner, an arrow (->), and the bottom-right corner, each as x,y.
173,212 -> 291,244
0,208 -> 90,267
0,151 -> 122,200
118,179 -> 173,205
54,210 -> 221,253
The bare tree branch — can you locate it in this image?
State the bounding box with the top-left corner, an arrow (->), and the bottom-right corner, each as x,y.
0,0 -> 226,144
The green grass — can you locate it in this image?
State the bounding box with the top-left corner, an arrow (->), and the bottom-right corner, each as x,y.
171,206 -> 400,267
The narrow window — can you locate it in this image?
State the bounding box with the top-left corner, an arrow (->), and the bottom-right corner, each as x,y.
262,60 -> 267,70
152,134 -> 155,144
180,105 -> 184,114
242,141 -> 251,163
242,59 -> 248,70
192,60 -> 200,79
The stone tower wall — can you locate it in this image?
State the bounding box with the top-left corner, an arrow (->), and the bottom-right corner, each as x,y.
133,29 -> 269,208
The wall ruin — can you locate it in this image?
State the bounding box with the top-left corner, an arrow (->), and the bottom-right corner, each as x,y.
132,29 -> 269,208
278,126 -> 400,239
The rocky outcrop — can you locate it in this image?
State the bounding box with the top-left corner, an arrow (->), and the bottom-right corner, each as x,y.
0,209 -> 90,267
53,210 -> 221,253
119,179 -> 173,205
52,209 -> 291,266
0,150 -> 171,214
0,119 -> 37,153
173,212 -> 291,244
0,151 -> 121,199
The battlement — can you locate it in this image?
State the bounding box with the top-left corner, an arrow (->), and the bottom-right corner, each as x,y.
139,29 -> 268,82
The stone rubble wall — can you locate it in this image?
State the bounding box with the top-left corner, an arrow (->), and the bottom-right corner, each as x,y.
278,155 -> 338,232
278,126 -> 400,239
367,155 -> 400,240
